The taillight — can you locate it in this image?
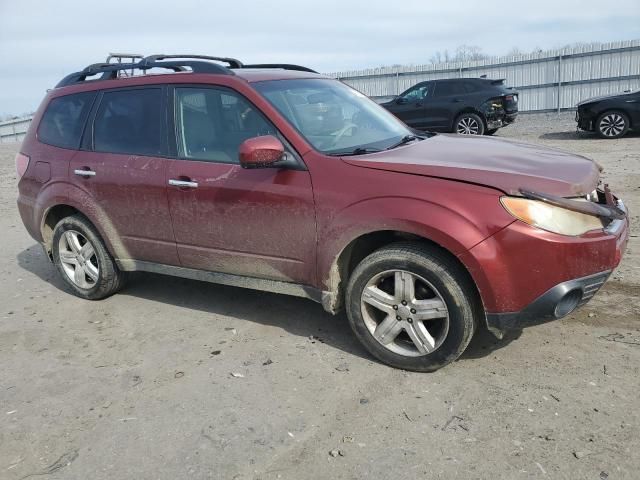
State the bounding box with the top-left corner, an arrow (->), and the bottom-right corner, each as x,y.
15,153 -> 30,178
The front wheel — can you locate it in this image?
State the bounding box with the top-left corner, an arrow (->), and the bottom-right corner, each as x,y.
345,242 -> 478,372
596,111 -> 629,139
454,113 -> 485,135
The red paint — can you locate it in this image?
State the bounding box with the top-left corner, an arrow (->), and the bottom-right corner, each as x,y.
238,135 -> 285,167
17,69 -> 629,315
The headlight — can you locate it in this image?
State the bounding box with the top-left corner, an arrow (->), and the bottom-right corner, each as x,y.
500,196 -> 604,236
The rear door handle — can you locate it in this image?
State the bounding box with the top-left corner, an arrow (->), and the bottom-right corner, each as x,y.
74,169 -> 96,177
168,179 -> 198,188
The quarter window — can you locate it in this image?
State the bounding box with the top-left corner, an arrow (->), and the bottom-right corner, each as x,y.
175,87 -> 277,163
38,92 -> 95,149
93,89 -> 163,156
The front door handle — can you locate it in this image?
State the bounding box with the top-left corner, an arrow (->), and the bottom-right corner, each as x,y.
74,169 -> 96,177
168,179 -> 198,188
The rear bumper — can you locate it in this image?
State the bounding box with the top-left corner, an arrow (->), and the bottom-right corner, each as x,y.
486,112 -> 517,130
485,270 -> 610,336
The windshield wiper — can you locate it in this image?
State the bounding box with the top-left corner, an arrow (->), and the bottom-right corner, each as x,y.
386,135 -> 423,150
327,147 -> 382,156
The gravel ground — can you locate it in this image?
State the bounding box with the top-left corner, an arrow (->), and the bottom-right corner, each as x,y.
1,112 -> 639,480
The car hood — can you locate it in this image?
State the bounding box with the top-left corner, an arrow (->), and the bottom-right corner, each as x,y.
577,90 -> 636,106
342,134 -> 601,197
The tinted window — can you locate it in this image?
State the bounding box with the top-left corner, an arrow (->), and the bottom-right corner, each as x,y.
175,87 -> 277,163
434,81 -> 468,97
94,89 -> 163,156
463,81 -> 481,93
38,92 -> 95,149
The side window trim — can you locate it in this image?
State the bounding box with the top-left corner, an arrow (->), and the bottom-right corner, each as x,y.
89,85 -> 168,157
167,84 -> 306,170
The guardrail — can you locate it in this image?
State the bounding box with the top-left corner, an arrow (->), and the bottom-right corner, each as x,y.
0,116 -> 33,144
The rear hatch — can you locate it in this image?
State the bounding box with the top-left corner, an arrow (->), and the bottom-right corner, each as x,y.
485,79 -> 518,114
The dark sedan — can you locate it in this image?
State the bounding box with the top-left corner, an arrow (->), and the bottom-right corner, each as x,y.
576,89 -> 640,138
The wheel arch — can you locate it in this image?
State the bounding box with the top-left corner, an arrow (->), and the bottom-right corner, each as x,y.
598,108 -> 632,126
321,229 -> 484,319
39,199 -> 126,260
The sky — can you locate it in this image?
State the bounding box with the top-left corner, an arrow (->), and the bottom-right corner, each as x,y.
1,0 -> 639,115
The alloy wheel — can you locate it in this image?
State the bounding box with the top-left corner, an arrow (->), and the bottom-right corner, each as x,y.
360,270 -> 450,357
58,230 -> 99,289
456,116 -> 481,135
599,113 -> 626,137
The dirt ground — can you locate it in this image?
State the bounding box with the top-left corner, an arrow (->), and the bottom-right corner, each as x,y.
1,113 -> 639,480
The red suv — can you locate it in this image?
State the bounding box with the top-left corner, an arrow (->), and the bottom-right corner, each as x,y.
16,55 -> 629,371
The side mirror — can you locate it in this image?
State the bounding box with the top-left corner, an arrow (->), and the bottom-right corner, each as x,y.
239,135 -> 285,169
396,97 -> 409,105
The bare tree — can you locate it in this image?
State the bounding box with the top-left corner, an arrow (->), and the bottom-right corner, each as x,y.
430,45 -> 488,64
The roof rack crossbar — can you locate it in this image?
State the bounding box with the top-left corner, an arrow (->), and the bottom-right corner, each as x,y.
142,54 -> 244,69
241,63 -> 318,73
56,59 -> 234,87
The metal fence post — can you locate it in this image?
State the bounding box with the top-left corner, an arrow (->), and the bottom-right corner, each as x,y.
557,54 -> 562,114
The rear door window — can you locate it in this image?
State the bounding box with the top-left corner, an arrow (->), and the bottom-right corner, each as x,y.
434,81 -> 467,97
37,92 -> 96,149
93,88 -> 164,156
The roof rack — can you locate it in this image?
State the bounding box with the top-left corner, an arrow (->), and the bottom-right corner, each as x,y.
242,63 -> 318,73
141,54 -> 244,69
55,54 -> 317,88
105,53 -> 145,78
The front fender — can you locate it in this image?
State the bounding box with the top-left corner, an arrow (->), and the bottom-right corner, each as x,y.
317,194 -> 511,292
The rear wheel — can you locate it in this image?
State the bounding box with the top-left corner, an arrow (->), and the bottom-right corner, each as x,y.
52,214 -> 125,300
596,111 -> 629,139
346,242 -> 478,372
454,113 -> 485,135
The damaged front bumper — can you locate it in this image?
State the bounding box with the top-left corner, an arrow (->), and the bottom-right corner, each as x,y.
460,196 -> 629,339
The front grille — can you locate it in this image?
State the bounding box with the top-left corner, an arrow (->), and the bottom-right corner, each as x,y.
578,271 -> 610,306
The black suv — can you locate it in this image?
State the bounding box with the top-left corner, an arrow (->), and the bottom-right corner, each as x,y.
576,89 -> 640,139
381,78 -> 518,135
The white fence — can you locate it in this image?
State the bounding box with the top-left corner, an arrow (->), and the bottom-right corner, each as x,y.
1,40 -> 638,140
329,40 -> 640,112
0,116 -> 32,144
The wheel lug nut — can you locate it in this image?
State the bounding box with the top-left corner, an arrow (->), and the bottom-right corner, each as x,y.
396,316 -> 402,321
401,300 -> 407,306
393,305 -> 398,310
410,308 -> 416,314
407,318 -> 413,323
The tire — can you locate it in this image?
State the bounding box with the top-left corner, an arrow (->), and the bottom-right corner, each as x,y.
345,242 -> 479,372
485,128 -> 499,136
52,214 -> 125,300
454,113 -> 485,135
596,111 -> 629,139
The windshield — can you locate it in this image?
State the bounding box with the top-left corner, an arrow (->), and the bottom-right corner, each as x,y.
253,78 -> 415,155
